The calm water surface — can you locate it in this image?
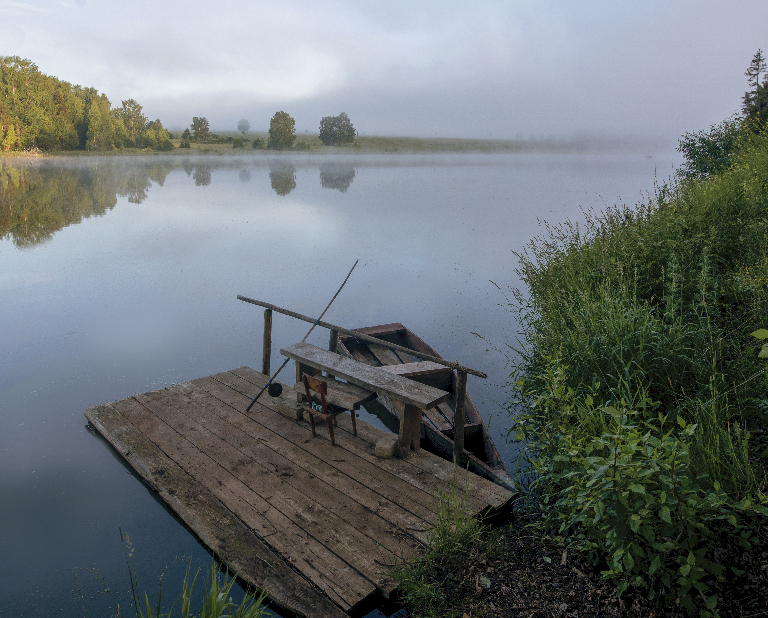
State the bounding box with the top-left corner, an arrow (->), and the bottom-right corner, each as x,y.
0,151 -> 679,617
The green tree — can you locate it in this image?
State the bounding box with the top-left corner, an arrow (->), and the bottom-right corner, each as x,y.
743,49 -> 768,122
267,111 -> 295,150
318,112 -> 356,146
237,118 -> 250,134
190,116 -> 210,142
118,99 -> 147,143
144,119 -> 169,149
2,123 -> 17,151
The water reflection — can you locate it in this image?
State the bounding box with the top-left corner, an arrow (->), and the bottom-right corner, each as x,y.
0,160 -> 172,247
319,162 -> 356,192
268,160 -> 296,196
238,168 -> 251,183
193,164 -> 212,187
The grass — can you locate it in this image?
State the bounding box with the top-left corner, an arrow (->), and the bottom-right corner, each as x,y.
117,528 -> 269,618
505,122 -> 768,614
390,480 -> 487,618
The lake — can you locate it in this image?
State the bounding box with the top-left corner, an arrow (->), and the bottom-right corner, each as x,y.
0,150 -> 679,617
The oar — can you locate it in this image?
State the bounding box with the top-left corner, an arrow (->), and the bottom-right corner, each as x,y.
246,259 -> 359,412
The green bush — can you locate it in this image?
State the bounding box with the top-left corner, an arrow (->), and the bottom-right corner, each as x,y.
509,123 -> 768,614
179,138 -> 190,149
156,139 -> 173,151
251,137 -> 264,149
232,138 -> 244,148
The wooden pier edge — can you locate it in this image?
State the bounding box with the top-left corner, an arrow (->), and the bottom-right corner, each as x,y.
85,402 -> 348,618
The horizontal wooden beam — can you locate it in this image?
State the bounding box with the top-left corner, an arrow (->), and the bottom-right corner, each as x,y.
237,296 -> 487,379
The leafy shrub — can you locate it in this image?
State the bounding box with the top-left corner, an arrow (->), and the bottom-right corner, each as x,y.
251,137 -> 264,149
156,139 -> 173,151
232,138 -> 244,148
509,121 -> 768,614
179,138 -> 190,149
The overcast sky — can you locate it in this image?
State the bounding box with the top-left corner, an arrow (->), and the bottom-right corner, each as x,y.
1,0 -> 766,145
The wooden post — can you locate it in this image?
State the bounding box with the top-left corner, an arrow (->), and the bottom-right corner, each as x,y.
453,369 -> 467,465
327,329 -> 339,380
262,309 -> 272,376
328,329 -> 339,353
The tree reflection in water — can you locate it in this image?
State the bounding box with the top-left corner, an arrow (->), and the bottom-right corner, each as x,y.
0,160 -> 172,247
319,162 -> 356,192
238,168 -> 252,183
268,160 -> 296,196
193,165 -> 212,186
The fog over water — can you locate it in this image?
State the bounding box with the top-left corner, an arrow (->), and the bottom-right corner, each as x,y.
0,151 -> 680,617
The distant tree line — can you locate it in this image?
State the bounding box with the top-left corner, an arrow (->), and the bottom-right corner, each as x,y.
0,56 -> 172,152
0,56 -> 359,154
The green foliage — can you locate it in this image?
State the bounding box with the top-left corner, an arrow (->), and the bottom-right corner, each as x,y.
190,117 -> 210,142
0,56 -> 166,151
179,138 -> 191,149
232,138 -> 244,148
677,116 -> 745,180
318,112 -> 356,146
511,371 -> 768,614
391,483 -> 486,618
119,527 -> 268,618
267,111 -> 295,150
509,117 -> 768,614
251,137 -> 264,149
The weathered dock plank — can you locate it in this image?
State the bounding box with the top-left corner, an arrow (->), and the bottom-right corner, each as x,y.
223,368 -> 512,510
85,402 -> 348,618
85,367 -> 515,617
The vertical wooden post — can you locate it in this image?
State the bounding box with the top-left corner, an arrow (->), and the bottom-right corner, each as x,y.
453,369 -> 467,465
327,329 -> 339,380
262,309 -> 272,376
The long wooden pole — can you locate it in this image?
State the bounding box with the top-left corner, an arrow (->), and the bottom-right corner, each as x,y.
245,260 -> 359,412
236,296 -> 487,379
262,309 -> 272,375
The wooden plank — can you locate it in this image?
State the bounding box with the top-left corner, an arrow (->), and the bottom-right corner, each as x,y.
208,370 -> 503,513
201,373 -> 453,515
224,368 -> 513,507
293,378 -> 376,410
85,403 -> 348,618
178,381 -> 429,540
132,387 -> 405,596
378,361 -> 445,376
234,368 -> 513,506
190,377 -> 432,542
281,343 -> 450,410
111,395 -> 369,609
366,343 -> 403,366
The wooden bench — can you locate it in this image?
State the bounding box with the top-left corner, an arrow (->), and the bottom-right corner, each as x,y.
280,342 -> 451,455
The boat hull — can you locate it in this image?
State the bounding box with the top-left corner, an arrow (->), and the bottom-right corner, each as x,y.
337,323 -> 511,487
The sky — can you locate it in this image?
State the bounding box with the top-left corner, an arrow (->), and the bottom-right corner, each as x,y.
1,0 -> 767,146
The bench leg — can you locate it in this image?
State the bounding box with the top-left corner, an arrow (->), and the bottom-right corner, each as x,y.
398,403 -> 421,456
327,419 -> 336,446
350,409 -> 357,437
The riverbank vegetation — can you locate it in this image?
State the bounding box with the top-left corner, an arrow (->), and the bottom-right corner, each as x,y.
391,53 -> 768,618
502,65 -> 768,617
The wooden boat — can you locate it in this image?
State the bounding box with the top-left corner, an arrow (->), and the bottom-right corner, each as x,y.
337,323 -> 512,488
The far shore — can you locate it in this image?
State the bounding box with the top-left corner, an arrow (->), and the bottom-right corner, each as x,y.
1,133 -> 664,158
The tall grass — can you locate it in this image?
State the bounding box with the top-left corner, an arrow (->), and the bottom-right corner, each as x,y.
119,528 -> 268,618
508,124 -> 768,613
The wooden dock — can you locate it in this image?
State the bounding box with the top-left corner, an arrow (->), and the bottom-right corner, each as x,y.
85,367 -> 514,617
